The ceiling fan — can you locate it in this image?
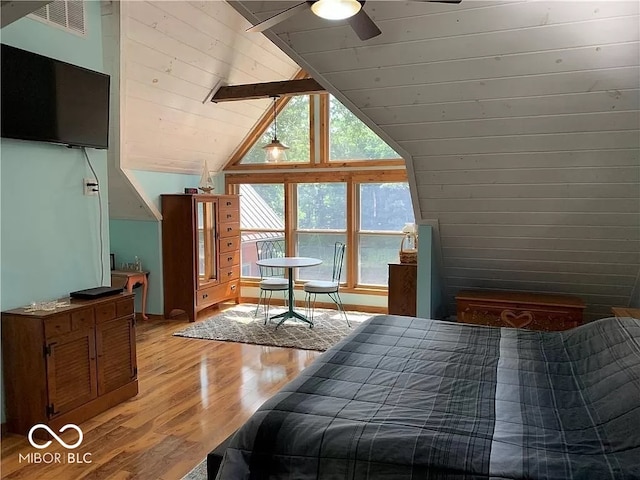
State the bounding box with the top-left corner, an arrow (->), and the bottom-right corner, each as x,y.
247,0 -> 462,41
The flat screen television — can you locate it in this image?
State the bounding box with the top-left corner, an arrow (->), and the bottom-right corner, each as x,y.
1,43 -> 110,149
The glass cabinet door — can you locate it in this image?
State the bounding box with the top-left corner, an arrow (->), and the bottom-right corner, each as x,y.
196,199 -> 217,286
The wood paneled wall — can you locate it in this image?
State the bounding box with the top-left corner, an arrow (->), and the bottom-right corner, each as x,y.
232,0 -> 640,320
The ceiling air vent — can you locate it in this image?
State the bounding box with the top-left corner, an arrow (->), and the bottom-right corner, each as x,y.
30,0 -> 86,35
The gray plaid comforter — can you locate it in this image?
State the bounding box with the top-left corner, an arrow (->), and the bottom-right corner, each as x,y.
216,315 -> 640,479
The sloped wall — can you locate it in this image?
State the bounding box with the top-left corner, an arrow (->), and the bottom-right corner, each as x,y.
233,0 -> 640,320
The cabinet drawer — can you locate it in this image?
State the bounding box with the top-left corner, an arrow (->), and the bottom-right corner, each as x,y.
71,309 -> 95,331
220,265 -> 240,281
220,236 -> 240,253
219,251 -> 240,269
95,303 -> 116,323
197,281 -> 239,307
219,209 -> 239,224
44,314 -> 72,338
116,299 -> 134,318
222,281 -> 239,300
219,222 -> 240,238
220,197 -> 239,211
196,285 -> 216,307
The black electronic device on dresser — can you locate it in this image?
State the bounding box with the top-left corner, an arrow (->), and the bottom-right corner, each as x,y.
70,286 -> 123,299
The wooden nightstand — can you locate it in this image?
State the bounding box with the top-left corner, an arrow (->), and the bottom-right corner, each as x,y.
388,263 -> 417,317
611,307 -> 640,319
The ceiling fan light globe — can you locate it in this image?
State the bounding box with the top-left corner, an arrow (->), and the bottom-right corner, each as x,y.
311,0 -> 361,20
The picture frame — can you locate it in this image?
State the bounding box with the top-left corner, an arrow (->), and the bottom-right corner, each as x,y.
110,253 -> 116,271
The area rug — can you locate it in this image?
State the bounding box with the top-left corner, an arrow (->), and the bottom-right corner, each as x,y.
181,459 -> 206,480
173,304 -> 374,351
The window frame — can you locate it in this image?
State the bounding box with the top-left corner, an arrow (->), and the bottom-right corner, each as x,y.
224,84 -> 413,294
225,92 -> 405,170
226,170 -> 410,294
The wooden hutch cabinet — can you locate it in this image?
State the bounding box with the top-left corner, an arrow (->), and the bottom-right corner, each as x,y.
1,293 -> 138,435
161,194 -> 240,321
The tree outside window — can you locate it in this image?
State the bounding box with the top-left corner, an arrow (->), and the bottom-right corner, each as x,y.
359,183 -> 415,285
329,95 -> 399,161
240,96 -> 310,164
296,183 -> 347,281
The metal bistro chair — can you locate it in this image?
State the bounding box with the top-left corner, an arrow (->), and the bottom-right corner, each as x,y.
304,242 -> 349,326
255,239 -> 289,323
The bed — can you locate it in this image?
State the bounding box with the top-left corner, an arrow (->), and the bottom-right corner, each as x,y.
214,315 -> 640,479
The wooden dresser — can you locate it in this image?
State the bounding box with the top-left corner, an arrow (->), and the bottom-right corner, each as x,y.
162,194 -> 240,321
1,293 -> 138,435
456,290 -> 585,331
388,263 -> 417,317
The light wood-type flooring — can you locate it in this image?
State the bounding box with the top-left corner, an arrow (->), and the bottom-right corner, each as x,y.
1,311 -> 321,480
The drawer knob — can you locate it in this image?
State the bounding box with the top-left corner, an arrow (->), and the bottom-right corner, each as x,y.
501,310 -> 534,329
231,285 -> 236,290
227,214 -> 232,219
227,257 -> 233,262
227,242 -> 232,247
226,201 -> 232,206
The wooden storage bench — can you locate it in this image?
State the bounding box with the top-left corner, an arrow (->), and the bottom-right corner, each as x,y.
456,290 -> 585,331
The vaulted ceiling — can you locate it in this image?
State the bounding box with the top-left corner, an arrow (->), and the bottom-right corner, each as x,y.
102,0 -> 638,319
110,1 -> 299,175
101,0 -> 299,220
230,0 -> 640,320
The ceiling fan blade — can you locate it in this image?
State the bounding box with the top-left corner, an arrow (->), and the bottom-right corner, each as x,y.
424,0 -> 462,3
246,1 -> 311,33
347,9 -> 381,41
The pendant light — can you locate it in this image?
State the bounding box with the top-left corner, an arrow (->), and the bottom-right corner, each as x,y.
263,96 -> 289,163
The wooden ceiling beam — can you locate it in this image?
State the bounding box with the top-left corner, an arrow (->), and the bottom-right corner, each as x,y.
211,78 -> 325,103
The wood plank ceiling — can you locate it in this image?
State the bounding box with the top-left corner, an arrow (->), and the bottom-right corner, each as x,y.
231,0 -> 640,320
101,0 -> 299,220
110,1 -> 299,175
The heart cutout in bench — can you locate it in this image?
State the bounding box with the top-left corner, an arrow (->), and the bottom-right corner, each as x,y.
500,310 -> 534,328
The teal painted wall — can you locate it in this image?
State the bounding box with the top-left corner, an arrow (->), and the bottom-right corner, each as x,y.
0,1 -> 107,422
109,170 -> 200,314
416,225 -> 433,319
430,236 -> 444,319
110,220 -> 161,313
132,170 -> 201,211
416,224 -> 445,320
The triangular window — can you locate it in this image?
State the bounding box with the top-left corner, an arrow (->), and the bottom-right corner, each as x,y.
328,95 -> 400,161
229,91 -> 403,169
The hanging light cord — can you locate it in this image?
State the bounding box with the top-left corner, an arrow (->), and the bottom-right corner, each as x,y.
272,96 -> 279,141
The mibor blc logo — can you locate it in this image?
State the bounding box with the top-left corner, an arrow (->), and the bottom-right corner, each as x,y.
19,424 -> 92,464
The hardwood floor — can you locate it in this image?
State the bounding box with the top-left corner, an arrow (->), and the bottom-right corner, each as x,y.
1,313 -> 321,480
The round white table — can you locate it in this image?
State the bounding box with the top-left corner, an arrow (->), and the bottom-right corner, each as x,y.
256,257 -> 322,327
